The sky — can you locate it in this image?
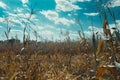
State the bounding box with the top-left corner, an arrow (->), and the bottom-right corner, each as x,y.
0,0 -> 120,41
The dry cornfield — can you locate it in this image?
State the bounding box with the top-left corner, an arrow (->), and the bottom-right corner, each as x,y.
0,0 -> 120,80
0,38 -> 120,80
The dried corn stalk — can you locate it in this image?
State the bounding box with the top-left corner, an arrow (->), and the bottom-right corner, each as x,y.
10,73 -> 18,80
103,19 -> 112,38
96,40 -> 105,55
78,30 -> 87,46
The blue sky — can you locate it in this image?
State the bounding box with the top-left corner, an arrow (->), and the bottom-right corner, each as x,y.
0,0 -> 120,41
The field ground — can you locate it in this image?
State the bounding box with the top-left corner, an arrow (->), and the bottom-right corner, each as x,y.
0,49 -> 120,80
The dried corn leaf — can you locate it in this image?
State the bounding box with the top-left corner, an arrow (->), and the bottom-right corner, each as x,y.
99,77 -> 104,80
103,15 -> 112,38
96,67 -> 109,78
10,72 -> 18,80
96,40 -> 104,55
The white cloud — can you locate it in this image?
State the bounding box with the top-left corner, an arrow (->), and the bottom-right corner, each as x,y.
84,12 -> 99,16
0,26 -> 3,29
71,0 -> 91,3
87,26 -> 107,38
0,17 -> 5,22
6,10 -> 38,28
109,24 -> 116,34
86,20 -> 120,39
0,1 -> 8,9
109,20 -> 120,33
37,30 -> 60,41
116,20 -> 120,27
40,10 -> 75,26
68,14 -> 72,17
69,31 -> 79,40
22,0 -> 28,4
41,10 -> 58,19
11,29 -> 22,33
57,18 -> 75,26
37,26 -> 44,30
14,7 -> 24,13
88,26 -> 103,34
84,31 -> 92,36
9,29 -> 23,41
88,26 -> 102,31
3,13 -> 24,27
110,0 -> 120,7
55,0 -> 81,12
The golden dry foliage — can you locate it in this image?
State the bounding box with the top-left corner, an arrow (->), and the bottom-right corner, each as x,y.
0,52 -> 96,80
102,14 -> 115,56
10,72 -> 18,80
78,30 -> 88,47
96,39 -> 105,56
96,67 -> 109,78
78,30 -> 83,40
96,65 -> 118,80
103,15 -> 112,38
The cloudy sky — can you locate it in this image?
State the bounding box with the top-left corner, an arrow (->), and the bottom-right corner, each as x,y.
0,0 -> 120,41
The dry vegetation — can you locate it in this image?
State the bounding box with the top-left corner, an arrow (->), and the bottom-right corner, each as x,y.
0,36 -> 120,80
0,0 -> 120,80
